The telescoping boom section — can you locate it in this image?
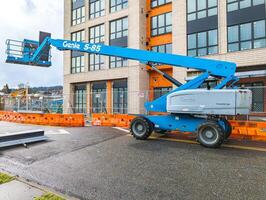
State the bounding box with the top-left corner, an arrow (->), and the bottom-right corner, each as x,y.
5,32 -> 252,148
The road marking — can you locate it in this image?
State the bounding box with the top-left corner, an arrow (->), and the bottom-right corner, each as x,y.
150,135 -> 266,152
222,144 -> 266,152
113,127 -> 130,133
113,127 -> 266,152
45,129 -> 70,135
149,136 -> 198,144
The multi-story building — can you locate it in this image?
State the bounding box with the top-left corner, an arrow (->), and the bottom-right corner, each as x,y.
64,0 -> 266,115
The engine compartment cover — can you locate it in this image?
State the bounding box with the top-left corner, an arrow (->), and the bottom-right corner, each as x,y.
166,89 -> 252,115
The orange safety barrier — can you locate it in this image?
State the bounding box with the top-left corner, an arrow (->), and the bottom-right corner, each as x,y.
92,114 -> 266,141
0,111 -> 85,127
92,113 -> 135,128
229,120 -> 266,141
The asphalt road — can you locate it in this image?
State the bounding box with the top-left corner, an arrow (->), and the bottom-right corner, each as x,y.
0,122 -> 266,200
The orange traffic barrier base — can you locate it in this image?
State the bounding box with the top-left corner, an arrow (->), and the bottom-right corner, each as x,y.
0,111 -> 84,127
92,113 -> 135,128
92,114 -> 266,142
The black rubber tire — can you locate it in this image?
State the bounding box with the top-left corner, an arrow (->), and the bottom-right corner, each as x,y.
130,117 -> 154,140
154,129 -> 167,134
220,118 -> 232,140
197,121 -> 225,148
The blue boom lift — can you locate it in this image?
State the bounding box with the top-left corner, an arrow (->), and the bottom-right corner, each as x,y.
5,32 -> 252,148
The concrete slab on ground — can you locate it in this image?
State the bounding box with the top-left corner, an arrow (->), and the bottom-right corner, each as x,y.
0,122 -> 42,136
0,180 -> 44,200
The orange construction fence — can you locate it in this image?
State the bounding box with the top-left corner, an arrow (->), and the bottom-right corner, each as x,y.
92,114 -> 266,141
0,111 -> 84,127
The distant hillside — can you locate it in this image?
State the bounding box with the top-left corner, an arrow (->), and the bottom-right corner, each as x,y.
29,86 -> 63,94
1,85 -> 63,95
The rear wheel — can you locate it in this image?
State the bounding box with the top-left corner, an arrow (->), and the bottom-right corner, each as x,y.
130,117 -> 154,140
197,121 -> 225,148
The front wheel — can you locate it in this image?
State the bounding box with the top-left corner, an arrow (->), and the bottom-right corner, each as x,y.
220,118 -> 232,140
130,117 -> 154,140
197,121 -> 225,148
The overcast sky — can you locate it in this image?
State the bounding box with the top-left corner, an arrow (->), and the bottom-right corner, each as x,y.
0,0 -> 63,88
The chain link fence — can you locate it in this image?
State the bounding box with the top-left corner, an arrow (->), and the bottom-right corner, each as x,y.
0,95 -> 63,114
63,86 -> 266,117
0,86 -> 265,120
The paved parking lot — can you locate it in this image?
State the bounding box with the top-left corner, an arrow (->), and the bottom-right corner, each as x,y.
0,122 -> 266,200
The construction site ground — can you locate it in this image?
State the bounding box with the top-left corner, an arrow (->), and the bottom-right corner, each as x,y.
0,121 -> 266,200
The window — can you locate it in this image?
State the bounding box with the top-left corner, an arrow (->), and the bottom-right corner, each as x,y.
89,24 -> 105,71
110,17 -> 128,40
154,87 -> 172,99
92,82 -> 106,113
110,57 -> 128,68
71,30 -> 85,73
113,80 -> 127,114
89,0 -> 105,19
151,0 -> 171,8
71,55 -> 85,73
228,20 -> 266,52
71,30 -> 85,42
227,0 -> 265,12
72,2 -> 85,26
152,43 -> 172,53
151,12 -> 172,36
110,0 -> 128,13
188,29 -> 218,56
74,85 -> 87,113
110,17 -> 128,68
187,0 -> 218,22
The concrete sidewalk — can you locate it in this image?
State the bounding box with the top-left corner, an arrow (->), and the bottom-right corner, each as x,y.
0,174 -> 76,200
0,180 -> 44,200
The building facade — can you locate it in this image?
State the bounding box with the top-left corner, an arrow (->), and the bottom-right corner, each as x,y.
64,0 -> 266,115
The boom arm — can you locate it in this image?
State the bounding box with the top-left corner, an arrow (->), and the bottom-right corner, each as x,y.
5,33 -> 238,112
50,38 -> 236,78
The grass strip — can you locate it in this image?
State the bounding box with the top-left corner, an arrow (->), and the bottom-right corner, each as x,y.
0,172 -> 14,184
34,192 -> 65,200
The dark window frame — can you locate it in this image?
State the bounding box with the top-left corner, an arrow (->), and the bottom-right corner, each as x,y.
109,17 -> 128,68
71,55 -> 85,74
72,6 -> 85,26
71,30 -> 85,42
110,0 -> 128,13
151,0 -> 172,8
89,0 -> 105,19
151,43 -> 172,54
151,12 -> 172,37
74,85 -> 87,113
187,0 -> 218,22
92,84 -> 107,113
110,17 -> 128,40
71,30 -> 85,74
227,19 -> 266,52
187,29 -> 219,57
113,80 -> 128,114
89,24 -> 105,71
154,87 -> 172,100
227,0 -> 265,12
